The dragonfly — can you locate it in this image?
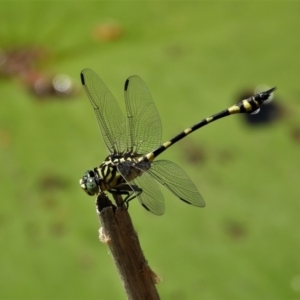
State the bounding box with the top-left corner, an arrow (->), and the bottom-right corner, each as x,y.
79,68 -> 276,215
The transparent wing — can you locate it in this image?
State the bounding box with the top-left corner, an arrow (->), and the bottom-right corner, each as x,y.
117,161 -> 165,215
131,172 -> 165,215
148,160 -> 205,207
81,69 -> 126,154
124,76 -> 162,154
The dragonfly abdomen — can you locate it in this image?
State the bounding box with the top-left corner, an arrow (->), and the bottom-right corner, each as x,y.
146,87 -> 277,161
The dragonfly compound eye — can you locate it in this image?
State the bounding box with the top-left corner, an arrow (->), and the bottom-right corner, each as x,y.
79,170 -> 100,196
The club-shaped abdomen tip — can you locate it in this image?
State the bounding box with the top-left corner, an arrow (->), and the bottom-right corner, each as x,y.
265,86 -> 277,101
259,86 -> 277,102
269,86 -> 277,93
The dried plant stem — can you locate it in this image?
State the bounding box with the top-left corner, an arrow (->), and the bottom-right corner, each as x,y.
96,193 -> 161,300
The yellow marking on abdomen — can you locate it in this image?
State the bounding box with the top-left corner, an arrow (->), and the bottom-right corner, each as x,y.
242,100 -> 253,111
184,128 -> 192,134
206,117 -> 213,123
163,141 -> 172,148
228,105 -> 240,114
146,152 -> 155,162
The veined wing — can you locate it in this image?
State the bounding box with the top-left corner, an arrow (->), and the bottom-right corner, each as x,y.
81,69 -> 126,154
124,76 -> 162,154
131,172 -> 165,215
148,160 -> 205,208
117,161 -> 165,215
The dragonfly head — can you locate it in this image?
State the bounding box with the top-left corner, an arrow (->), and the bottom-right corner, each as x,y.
79,169 -> 100,196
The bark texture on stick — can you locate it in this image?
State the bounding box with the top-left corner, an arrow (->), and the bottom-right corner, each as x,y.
96,193 -> 160,300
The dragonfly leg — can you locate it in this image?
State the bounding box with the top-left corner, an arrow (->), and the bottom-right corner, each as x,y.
109,183 -> 142,208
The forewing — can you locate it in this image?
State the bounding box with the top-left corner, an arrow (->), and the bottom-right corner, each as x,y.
148,160 -> 205,207
124,76 -> 162,154
81,69 -> 126,153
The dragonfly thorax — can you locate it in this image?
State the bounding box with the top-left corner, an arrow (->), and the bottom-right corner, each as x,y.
79,153 -> 148,196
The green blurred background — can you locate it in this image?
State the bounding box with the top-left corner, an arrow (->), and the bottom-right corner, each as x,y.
1,1 -> 300,299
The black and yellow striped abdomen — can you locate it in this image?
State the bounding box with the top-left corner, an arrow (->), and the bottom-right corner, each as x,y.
146,86 -> 276,161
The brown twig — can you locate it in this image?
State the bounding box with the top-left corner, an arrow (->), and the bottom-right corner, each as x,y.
96,193 -> 161,300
